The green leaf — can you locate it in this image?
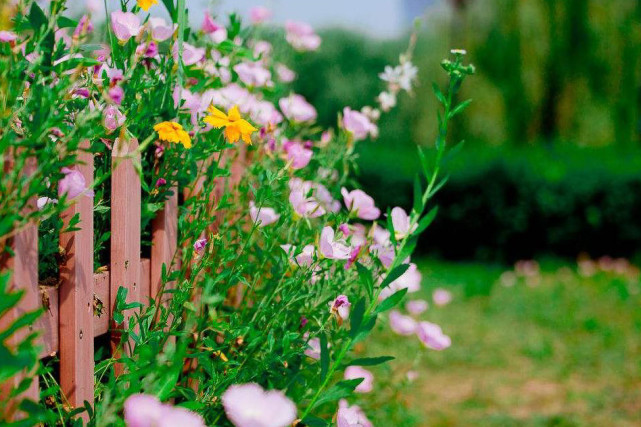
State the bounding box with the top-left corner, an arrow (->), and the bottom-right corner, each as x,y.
347,356 -> 395,367
312,379 -> 363,409
449,99 -> 472,118
320,333 -> 329,382
28,2 -> 47,32
302,415 -> 329,427
432,82 -> 447,107
375,288 -> 408,315
415,206 -> 438,235
417,146 -> 432,182
353,314 -> 377,344
162,0 -> 177,21
397,235 -> 419,265
412,175 -> 423,214
349,297 -> 366,339
380,264 -> 410,290
156,366 -> 180,400
355,263 -> 373,300
56,16 -> 78,29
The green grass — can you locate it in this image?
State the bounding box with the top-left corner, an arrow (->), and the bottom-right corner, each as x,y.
358,258 -> 641,426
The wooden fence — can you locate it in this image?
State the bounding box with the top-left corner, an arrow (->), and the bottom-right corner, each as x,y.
0,136 -> 238,420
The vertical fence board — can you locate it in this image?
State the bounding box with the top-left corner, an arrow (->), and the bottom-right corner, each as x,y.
151,187 -> 178,299
0,157 -> 39,418
59,143 -> 94,410
110,137 -> 141,374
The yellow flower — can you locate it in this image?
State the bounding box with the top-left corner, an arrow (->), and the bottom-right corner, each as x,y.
204,105 -> 257,144
137,0 -> 158,11
154,121 -> 192,149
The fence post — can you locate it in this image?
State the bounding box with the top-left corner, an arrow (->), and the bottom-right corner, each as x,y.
110,136 -> 141,375
151,187 -> 178,300
0,156 -> 39,418
58,141 -> 94,413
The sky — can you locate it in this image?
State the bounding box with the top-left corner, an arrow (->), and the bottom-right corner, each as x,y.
73,0 -> 434,39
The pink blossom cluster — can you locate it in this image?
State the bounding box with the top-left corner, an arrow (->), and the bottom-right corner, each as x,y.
124,394 -> 205,427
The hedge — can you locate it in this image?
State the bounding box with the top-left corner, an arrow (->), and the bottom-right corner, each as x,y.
357,144 -> 641,261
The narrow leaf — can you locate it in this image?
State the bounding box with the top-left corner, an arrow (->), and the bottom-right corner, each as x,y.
375,288 -> 408,314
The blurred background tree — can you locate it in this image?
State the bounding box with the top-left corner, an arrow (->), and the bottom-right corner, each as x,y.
288,0 -> 641,261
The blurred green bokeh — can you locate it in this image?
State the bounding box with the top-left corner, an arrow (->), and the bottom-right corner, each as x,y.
290,0 -> 641,260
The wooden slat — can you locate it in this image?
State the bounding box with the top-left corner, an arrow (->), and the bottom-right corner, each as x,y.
38,260 -> 150,358
151,187 -> 178,300
0,157 -> 39,418
110,136 -> 141,374
59,143 -> 94,410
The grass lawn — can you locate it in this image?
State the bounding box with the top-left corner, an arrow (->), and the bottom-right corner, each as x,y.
358,258 -> 641,426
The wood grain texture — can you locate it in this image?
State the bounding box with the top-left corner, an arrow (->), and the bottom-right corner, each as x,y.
110,136 -> 141,375
59,143 -> 94,409
38,259 -> 150,358
0,157 -> 39,418
151,187 -> 178,300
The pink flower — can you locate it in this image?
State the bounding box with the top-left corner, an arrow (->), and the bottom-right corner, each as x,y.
136,41 -> 158,58
330,294 -> 351,320
173,42 -> 205,66
149,17 -> 176,41
222,383 -> 297,427
342,107 -> 377,141
344,366 -> 374,393
155,178 -> 166,187
379,263 -> 422,300
106,67 -> 124,84
337,400 -> 372,427
249,201 -> 280,227
193,238 -> 207,252
305,335 -> 321,359
110,11 -> 141,42
109,86 -> 124,105
416,321 -> 451,350
288,179 -> 339,218
250,6 -> 272,24
320,227 -> 351,260
124,394 -> 205,427
234,62 -> 271,87
285,21 -> 321,51
253,41 -> 272,58
289,179 -> 325,218
0,31 -> 17,43
388,310 -> 417,336
124,394 -> 161,427
73,15 -> 93,38
37,197 -> 58,210
345,245 -> 361,270
283,140 -> 313,170
341,188 -> 380,220
432,288 -> 452,306
279,93 -> 317,122
202,14 -> 228,43
276,64 -> 296,83
250,101 -> 283,126
281,244 -> 315,268
159,407 -> 206,426
391,206 -> 416,239
406,299 -> 428,315
103,105 -> 125,132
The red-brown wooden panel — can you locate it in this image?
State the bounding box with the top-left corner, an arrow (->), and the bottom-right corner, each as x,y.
38,259 -> 150,358
151,187 -> 178,300
110,136 -> 141,375
59,142 -> 94,410
0,157 -> 39,418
